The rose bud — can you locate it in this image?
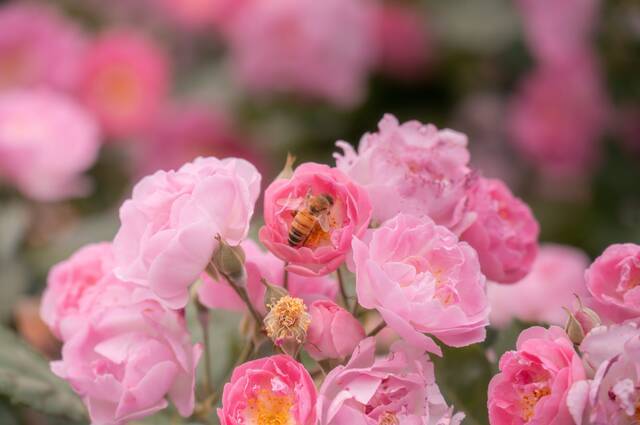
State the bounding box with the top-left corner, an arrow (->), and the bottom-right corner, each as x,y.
304,300 -> 365,361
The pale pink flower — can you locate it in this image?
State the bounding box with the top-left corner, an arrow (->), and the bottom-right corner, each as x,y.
135,103 -> 263,177
197,239 -> 337,314
51,279 -> 201,424
317,337 -> 465,425
224,0 -> 375,107
41,243 -> 113,340
218,355 -> 317,425
0,89 -> 101,201
460,177 -> 540,284
517,0 -> 600,65
488,326 -> 586,425
78,30 -> 170,139
568,322 -> 640,424
113,156 -> 261,309
585,243 -> 640,324
351,213 -> 490,354
508,60 -> 608,178
488,244 -> 590,327
335,114 -> 474,231
0,3 -> 87,91
259,162 -> 371,277
304,300 -> 364,361
373,3 -> 432,81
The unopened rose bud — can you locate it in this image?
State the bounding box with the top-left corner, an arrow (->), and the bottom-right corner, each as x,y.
564,297 -> 602,344
264,295 -> 310,356
276,153 -> 296,180
211,235 -> 246,284
261,278 -> 289,311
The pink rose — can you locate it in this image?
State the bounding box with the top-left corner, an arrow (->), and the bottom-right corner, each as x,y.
224,0 -> 375,107
373,3 -> 432,81
259,162 -> 371,277
51,279 -> 202,424
198,239 -> 338,314
568,323 -> 640,424
585,243 -> 640,324
488,326 -> 586,425
488,244 -> 590,328
78,29 -> 170,139
0,3 -> 87,91
460,177 -> 540,284
317,337 -> 464,425
113,156 -> 261,308
352,213 -> 490,354
40,243 -> 114,340
218,355 -> 317,425
0,89 -> 101,201
304,300 -> 364,361
335,114 -> 474,232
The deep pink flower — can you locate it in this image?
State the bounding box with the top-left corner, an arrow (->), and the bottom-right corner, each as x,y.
373,3 -> 432,81
113,156 -> 261,309
51,279 -> 201,424
352,213 -> 490,354
568,323 -> 640,424
259,162 -> 371,277
0,89 -> 101,201
218,355 -> 317,425
317,337 -> 464,425
41,243 -> 114,340
304,300 -> 364,361
0,3 -> 87,91
585,243 -> 640,324
508,60 -> 608,178
335,114 -> 474,232
197,239 -> 337,314
78,30 -> 170,139
460,177 -> 540,284
224,0 -> 375,107
488,244 -> 590,327
488,326 -> 586,425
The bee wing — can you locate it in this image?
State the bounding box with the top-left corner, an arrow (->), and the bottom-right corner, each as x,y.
317,213 -> 331,232
275,195 -> 305,212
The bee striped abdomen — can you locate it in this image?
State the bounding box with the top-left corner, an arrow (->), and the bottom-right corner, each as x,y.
288,211 -> 315,246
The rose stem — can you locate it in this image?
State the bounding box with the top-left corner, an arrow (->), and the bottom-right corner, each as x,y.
367,320 -> 387,337
336,267 -> 350,311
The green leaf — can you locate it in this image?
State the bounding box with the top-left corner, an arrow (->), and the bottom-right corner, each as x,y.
0,326 -> 87,422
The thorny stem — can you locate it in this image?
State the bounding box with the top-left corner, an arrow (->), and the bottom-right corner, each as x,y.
226,277 -> 263,326
336,267 -> 350,311
284,262 -> 290,290
367,320 -> 387,337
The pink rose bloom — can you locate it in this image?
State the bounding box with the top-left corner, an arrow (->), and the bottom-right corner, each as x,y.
198,239 -> 337,314
517,0 -> 600,65
0,3 -> 87,91
352,213 -> 490,354
335,114 -> 474,232
78,30 -> 170,139
460,177 -> 540,284
51,279 -> 201,424
304,300 -> 364,361
224,0 -> 375,107
508,61 -> 608,178
41,243 -> 114,340
568,323 -> 640,424
488,244 -> 590,328
135,103 -> 264,177
259,162 -> 371,277
317,337 -> 465,425
218,355 -> 317,425
488,326 -> 586,425
373,3 -> 432,81
113,156 -> 261,309
585,243 -> 640,324
0,89 -> 101,201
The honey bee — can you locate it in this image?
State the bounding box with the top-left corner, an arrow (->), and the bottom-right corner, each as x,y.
281,191 -> 334,247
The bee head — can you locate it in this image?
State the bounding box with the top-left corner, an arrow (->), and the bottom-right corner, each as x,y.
321,194 -> 334,206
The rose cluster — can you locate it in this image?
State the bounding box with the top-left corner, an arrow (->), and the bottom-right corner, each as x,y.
40,113 -> 541,424
488,242 -> 640,424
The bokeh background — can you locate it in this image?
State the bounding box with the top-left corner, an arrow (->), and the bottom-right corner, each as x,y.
0,0 -> 638,424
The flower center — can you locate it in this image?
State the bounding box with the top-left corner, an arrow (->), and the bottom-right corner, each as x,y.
378,412 -> 399,425
264,296 -> 311,344
521,387 -> 551,422
247,389 -> 293,425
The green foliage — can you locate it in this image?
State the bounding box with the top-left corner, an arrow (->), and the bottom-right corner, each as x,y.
0,326 -> 86,422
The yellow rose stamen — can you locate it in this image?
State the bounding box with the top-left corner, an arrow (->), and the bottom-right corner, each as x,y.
521,387 -> 551,421
246,389 -> 293,425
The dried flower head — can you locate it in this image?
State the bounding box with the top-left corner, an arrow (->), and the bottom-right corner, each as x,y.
264,295 -> 311,346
